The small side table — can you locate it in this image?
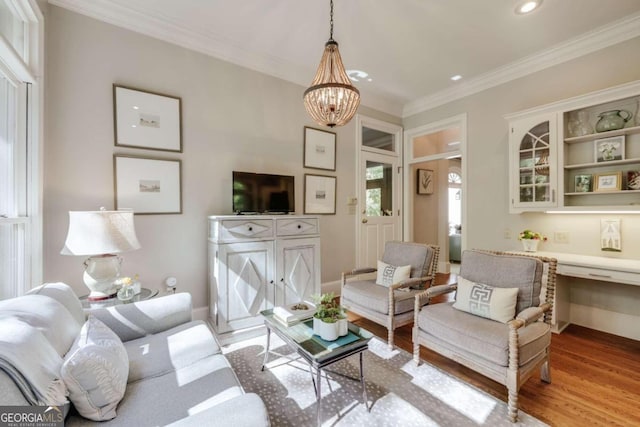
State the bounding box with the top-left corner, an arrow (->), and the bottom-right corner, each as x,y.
79,288 -> 159,310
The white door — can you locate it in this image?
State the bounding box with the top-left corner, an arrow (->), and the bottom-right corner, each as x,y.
356,116 -> 403,268
276,237 -> 321,306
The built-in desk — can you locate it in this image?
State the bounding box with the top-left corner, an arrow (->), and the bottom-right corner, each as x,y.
514,251 -> 640,340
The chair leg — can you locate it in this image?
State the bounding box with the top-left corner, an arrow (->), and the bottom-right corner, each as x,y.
507,387 -> 518,423
387,327 -> 394,350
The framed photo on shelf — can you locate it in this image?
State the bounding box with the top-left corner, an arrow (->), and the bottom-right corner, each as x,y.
417,169 -> 434,195
304,174 -> 336,214
303,126 -> 336,171
594,171 -> 622,192
574,174 -> 592,193
627,171 -> 640,190
114,85 -> 182,152
594,135 -> 625,163
114,155 -> 182,214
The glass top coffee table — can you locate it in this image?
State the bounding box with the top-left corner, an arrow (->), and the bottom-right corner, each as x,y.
260,309 -> 373,426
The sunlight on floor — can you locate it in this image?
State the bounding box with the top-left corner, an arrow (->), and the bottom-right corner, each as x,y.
402,361 -> 496,424
328,393 -> 439,426
367,337 -> 401,360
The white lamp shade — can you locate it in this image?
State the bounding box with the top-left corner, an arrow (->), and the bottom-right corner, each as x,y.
61,210 -> 141,256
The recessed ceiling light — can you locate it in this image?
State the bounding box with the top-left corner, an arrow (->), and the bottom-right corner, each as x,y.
450,75 -> 462,81
515,0 -> 542,15
346,69 -> 369,82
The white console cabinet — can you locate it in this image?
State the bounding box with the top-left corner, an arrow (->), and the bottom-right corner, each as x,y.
208,215 -> 321,334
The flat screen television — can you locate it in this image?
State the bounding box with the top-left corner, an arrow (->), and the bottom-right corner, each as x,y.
232,171 -> 295,214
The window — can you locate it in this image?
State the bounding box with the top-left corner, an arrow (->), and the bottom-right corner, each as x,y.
0,0 -> 43,299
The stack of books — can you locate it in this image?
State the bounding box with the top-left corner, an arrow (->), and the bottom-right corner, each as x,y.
273,301 -> 316,326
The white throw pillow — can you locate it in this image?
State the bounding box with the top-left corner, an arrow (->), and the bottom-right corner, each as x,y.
453,276 -> 519,323
61,315 -> 129,421
375,260 -> 412,287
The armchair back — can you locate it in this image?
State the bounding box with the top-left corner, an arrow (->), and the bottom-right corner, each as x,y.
382,241 -> 435,279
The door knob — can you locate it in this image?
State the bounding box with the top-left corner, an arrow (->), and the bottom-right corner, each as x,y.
362,218 -> 368,223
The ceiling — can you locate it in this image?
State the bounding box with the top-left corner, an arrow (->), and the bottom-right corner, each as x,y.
49,0 -> 640,117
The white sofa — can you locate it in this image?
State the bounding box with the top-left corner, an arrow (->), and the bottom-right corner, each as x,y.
0,283 -> 269,426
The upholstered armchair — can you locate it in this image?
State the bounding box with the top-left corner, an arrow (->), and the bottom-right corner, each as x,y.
341,241 -> 439,349
413,249 -> 557,422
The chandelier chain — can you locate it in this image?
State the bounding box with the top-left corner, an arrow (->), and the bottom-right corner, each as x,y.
329,0 -> 334,41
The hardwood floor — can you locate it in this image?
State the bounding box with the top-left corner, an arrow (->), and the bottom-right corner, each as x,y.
346,273 -> 640,427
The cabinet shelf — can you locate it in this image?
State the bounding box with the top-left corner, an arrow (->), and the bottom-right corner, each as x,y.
564,125 -> 640,144
565,190 -> 640,196
564,158 -> 640,170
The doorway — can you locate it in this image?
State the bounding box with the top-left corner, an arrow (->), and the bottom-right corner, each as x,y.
404,114 -> 467,273
355,116 -> 403,268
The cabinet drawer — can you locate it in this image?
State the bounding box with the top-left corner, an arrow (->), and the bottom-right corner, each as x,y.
557,264 -> 640,286
218,219 -> 274,240
276,218 -> 319,236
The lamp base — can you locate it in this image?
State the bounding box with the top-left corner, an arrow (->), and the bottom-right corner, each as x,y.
83,254 -> 121,300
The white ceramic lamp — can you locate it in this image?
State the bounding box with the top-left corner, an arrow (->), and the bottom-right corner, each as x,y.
61,208 -> 141,300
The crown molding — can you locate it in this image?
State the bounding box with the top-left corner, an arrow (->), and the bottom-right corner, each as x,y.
402,12 -> 640,118
48,0 -> 403,117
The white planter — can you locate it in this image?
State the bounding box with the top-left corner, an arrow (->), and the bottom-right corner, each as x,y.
521,239 -> 540,252
337,318 -> 348,337
313,317 -> 339,341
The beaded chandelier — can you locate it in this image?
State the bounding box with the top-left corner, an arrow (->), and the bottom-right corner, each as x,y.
303,0 -> 360,128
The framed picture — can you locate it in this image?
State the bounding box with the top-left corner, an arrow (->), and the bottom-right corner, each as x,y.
594,135 -> 624,163
114,155 -> 182,214
627,171 -> 640,190
601,218 -> 621,252
113,85 -> 182,152
417,169 -> 434,195
304,174 -> 336,214
304,127 -> 336,171
594,171 -> 622,192
574,174 -> 592,193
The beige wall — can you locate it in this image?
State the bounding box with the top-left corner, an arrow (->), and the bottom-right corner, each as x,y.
43,6 -> 400,309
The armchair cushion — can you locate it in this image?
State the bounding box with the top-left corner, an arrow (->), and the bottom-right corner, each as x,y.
342,280 -> 417,315
453,277 -> 519,323
382,241 -> 433,279
417,302 -> 551,367
375,260 -> 411,287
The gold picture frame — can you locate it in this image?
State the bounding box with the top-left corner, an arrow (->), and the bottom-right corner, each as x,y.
594,171 -> 622,192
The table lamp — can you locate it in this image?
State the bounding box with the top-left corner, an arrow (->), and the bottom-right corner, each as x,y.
61,208 -> 141,300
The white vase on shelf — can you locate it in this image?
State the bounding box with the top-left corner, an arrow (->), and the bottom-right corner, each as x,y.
521,239 -> 539,252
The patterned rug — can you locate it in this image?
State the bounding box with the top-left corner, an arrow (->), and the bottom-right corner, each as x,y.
222,334 -> 548,427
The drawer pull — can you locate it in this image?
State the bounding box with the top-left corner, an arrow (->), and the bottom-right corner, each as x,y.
248,226 -> 253,231
588,273 -> 612,279
297,224 -> 301,229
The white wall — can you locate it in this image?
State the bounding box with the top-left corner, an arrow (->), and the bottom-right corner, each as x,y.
43,5 -> 400,308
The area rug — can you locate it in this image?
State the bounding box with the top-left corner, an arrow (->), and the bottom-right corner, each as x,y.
222,334 -> 548,427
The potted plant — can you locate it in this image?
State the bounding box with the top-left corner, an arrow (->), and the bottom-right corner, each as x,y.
312,293 -> 348,341
518,229 -> 547,252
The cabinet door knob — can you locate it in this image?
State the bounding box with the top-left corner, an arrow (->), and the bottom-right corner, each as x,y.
269,280 -> 274,284
280,278 -> 284,282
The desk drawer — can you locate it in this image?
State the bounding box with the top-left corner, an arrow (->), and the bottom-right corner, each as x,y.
276,218 -> 319,236
218,219 -> 274,241
557,264 -> 640,286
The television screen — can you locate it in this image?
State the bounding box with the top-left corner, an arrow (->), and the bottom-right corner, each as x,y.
233,171 -> 295,214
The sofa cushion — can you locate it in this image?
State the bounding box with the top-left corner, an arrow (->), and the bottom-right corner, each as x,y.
27,282 -> 85,326
453,276 -> 519,323
125,320 -> 221,383
0,294 -> 80,356
417,302 -> 551,367
61,316 -> 129,421
342,280 -> 419,315
375,260 -> 411,287
66,354 -> 244,426
459,250 -> 543,313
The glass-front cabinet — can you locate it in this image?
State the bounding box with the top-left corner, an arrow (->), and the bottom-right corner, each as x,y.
509,114 -> 558,213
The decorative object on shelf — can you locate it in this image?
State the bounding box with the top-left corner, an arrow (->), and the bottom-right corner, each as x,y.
601,219 -> 621,252
116,280 -> 135,302
595,109 -> 632,133
534,152 -> 549,176
574,174 -> 592,193
594,135 -> 625,162
303,0 -> 360,128
312,292 -> 347,341
273,302 -> 316,326
627,171 -> 640,190
595,171 -> 622,192
115,274 -> 141,295
517,229 -> 547,252
113,85 -> 182,152
304,174 -> 336,214
567,110 -> 593,137
417,169 -> 434,194
114,155 -> 182,214
61,208 -> 141,300
303,127 -> 336,171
